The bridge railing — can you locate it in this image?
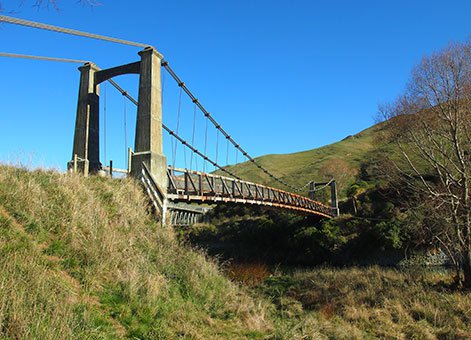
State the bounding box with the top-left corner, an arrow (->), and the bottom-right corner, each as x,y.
167,167 -> 334,217
141,162 -> 166,216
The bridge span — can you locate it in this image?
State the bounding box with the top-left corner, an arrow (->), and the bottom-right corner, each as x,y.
64,45 -> 337,222
139,162 -> 335,221
0,16 -> 339,224
167,167 -> 334,217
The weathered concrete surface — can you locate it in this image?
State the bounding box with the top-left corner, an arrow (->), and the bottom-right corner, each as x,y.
331,180 -> 339,216
69,62 -> 101,173
131,47 -> 167,196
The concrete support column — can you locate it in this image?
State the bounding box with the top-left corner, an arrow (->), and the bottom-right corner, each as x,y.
131,47 -> 167,196
69,62 -> 101,173
308,181 -> 316,200
330,180 -> 339,216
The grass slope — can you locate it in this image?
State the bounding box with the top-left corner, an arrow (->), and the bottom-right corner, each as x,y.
222,123 -> 383,197
0,166 -> 269,339
1,165 -> 470,339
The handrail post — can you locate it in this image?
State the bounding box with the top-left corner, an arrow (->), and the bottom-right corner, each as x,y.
73,154 -> 78,173
127,147 -> 133,175
309,181 -> 315,200
83,159 -> 89,177
198,173 -> 203,196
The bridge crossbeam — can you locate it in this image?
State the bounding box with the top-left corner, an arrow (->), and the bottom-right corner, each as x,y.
167,167 -> 334,217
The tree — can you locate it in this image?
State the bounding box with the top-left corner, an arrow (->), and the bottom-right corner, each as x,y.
318,158 -> 356,194
0,1 -> 99,13
379,41 -> 471,288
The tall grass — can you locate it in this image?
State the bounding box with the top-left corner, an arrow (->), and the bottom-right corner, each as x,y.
0,165 -> 270,338
260,266 -> 471,339
1,165 -> 469,339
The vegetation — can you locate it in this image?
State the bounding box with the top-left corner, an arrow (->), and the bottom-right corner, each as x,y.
181,198 -> 411,267
221,41 -> 471,289
257,266 -> 471,339
0,0 -> 98,12
1,39 -> 470,338
221,123 -> 382,200
378,41 -> 471,287
0,165 -> 269,339
1,166 -> 470,338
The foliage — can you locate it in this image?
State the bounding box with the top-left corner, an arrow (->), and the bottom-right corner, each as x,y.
182,198 -> 413,266
378,40 -> 471,287
0,0 -> 99,12
1,165 -> 470,338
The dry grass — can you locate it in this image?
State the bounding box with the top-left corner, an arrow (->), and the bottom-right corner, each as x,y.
260,266 -> 471,339
226,262 -> 271,287
2,165 -> 470,339
0,165 -> 270,338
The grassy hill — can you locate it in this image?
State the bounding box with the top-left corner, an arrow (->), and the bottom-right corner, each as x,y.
222,123 -> 386,197
1,165 -> 470,338
0,166 -> 269,338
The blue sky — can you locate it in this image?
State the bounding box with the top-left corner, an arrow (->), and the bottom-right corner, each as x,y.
1,0 -> 470,171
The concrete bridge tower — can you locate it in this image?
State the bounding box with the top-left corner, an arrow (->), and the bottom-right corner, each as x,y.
68,47 -> 167,199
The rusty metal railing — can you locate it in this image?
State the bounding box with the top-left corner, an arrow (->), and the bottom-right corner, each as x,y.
167,167 -> 334,218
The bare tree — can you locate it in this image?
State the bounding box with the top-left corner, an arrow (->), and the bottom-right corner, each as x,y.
0,0 -> 100,13
379,41 -> 471,288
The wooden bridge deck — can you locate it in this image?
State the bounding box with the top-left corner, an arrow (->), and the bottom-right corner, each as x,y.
166,167 -> 334,218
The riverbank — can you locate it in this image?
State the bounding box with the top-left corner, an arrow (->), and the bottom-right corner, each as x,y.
229,264 -> 471,338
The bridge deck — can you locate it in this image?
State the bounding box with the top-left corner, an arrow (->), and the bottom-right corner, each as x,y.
167,167 -> 334,218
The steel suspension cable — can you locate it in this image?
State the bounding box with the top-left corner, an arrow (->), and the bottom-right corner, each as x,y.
0,52 -> 89,63
203,118 -> 208,173
189,104 -> 197,170
123,95 -> 128,166
106,79 -> 242,180
103,83 -> 107,166
183,139 -> 188,169
0,51 -> 240,179
215,130 -> 219,171
172,87 -> 183,169
0,15 -> 148,47
161,60 -> 301,192
226,138 -> 229,165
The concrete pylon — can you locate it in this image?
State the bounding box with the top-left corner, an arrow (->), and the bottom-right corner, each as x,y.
69,62 -> 101,174
330,180 -> 339,216
308,181 -> 316,200
131,47 -> 168,197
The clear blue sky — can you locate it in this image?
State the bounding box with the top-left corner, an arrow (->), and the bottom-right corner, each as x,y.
1,0 -> 470,171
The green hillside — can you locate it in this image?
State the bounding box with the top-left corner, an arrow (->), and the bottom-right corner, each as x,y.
0,166 -> 269,338
222,123 -> 385,197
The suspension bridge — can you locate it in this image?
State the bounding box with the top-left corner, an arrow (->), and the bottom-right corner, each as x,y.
1,16 -> 339,225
